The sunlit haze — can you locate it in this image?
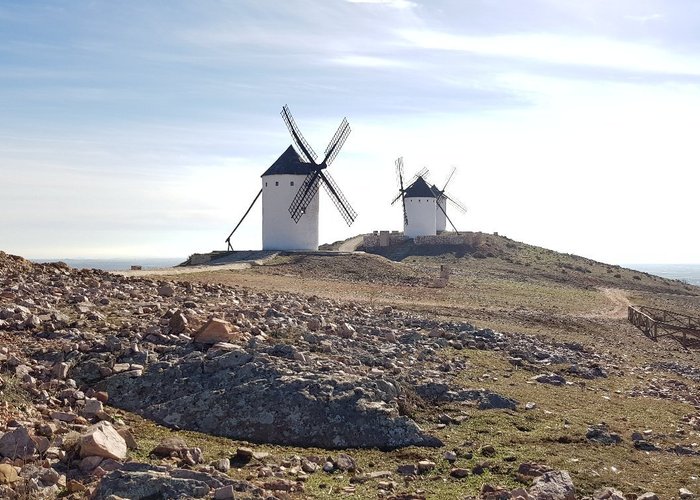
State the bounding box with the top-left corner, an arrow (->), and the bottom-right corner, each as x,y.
2,1 -> 698,263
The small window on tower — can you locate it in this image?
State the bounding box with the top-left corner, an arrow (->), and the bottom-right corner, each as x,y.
265,182 -> 268,187
275,181 -> 279,186
290,181 -> 294,186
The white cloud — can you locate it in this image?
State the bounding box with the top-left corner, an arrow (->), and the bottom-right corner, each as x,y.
346,0 -> 416,9
625,13 -> 664,23
399,30 -> 700,76
330,54 -> 414,68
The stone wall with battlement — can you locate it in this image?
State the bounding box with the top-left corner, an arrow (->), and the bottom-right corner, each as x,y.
364,232 -> 480,248
363,231 -> 406,248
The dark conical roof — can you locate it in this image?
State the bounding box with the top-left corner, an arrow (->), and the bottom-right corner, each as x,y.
261,145 -> 316,177
405,176 -> 437,198
431,184 -> 446,199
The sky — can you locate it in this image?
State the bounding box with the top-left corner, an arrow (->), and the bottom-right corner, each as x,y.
1,0 -> 699,264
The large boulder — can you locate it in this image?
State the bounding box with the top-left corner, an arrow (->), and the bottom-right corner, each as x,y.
96,351 -> 442,450
80,421 -> 127,460
0,426 -> 36,459
93,463 -> 258,500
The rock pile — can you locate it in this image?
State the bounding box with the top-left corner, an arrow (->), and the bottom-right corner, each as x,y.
0,251 -> 676,498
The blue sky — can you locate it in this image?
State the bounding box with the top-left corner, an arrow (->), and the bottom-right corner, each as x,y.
1,0 -> 699,263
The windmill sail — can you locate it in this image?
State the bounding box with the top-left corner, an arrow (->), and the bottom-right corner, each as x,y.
323,118 -> 350,167
393,157 -> 408,226
281,105 -> 317,163
289,171 -> 321,222
281,106 -> 357,226
319,170 -> 357,225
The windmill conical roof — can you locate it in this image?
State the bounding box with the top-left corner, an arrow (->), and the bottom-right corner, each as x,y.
261,145 -> 316,177
431,184 -> 447,200
405,176 -> 437,198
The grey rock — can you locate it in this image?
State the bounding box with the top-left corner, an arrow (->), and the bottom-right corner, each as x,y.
633,439 -> 660,452
594,487 -> 625,499
414,383 -> 517,410
533,373 -> 567,386
94,463 -> 210,499
151,437 -> 188,457
417,459 -> 435,473
396,464 -> 418,476
0,426 -> 36,459
637,493 -> 659,500
212,458 -> 230,473
586,424 -> 622,445
350,470 -> 392,483
96,352 -> 442,450
168,310 -> 188,335
450,467 -> 469,479
335,453 -> 356,471
529,470 -> 576,500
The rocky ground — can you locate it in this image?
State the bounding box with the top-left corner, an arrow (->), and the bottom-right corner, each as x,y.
0,248 -> 699,499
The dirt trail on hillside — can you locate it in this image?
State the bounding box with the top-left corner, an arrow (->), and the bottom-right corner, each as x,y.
337,235 -> 365,252
581,287 -> 630,320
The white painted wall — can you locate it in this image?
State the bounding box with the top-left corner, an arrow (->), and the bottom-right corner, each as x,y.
404,197 -> 437,238
262,174 -> 319,250
436,197 -> 447,233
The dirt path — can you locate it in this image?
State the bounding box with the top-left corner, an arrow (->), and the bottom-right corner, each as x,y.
337,235 -> 365,252
581,287 -> 630,319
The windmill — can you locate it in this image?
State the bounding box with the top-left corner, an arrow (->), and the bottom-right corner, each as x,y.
391,157 -> 436,238
430,167 -> 467,234
225,105 -> 357,251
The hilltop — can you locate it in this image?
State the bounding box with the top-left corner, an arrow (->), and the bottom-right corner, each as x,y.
0,237 -> 699,499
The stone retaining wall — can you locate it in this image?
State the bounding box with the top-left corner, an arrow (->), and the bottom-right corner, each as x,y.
363,231 -> 406,248
414,234 -> 472,246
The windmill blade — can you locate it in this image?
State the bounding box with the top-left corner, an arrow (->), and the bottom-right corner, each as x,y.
322,118 -> 350,166
445,192 -> 468,214
289,172 -> 321,223
401,191 -> 408,227
225,189 -> 263,251
281,105 -> 318,163
395,158 -> 409,226
318,170 -> 357,226
441,166 -> 456,192
401,188 -> 408,226
391,157 -> 406,205
408,167 -> 429,185
437,201 -> 459,235
395,157 -> 405,189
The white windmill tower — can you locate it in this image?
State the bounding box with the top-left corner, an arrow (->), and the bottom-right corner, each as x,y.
391,157 -> 437,238
225,105 -> 357,251
430,167 -> 467,233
